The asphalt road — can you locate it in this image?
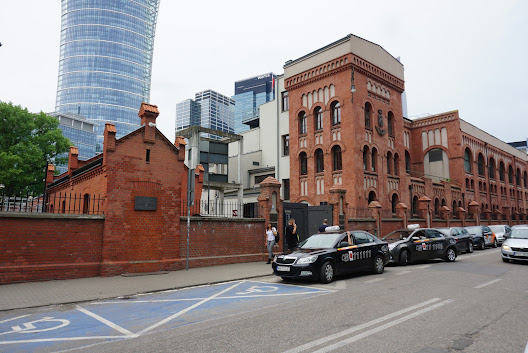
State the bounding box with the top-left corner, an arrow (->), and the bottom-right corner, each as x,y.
1,248 -> 527,353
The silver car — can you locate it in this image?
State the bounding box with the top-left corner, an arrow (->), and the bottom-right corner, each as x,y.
501,227 -> 528,263
489,224 -> 511,245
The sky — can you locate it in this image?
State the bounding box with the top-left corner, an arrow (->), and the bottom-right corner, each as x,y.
1,0 -> 527,144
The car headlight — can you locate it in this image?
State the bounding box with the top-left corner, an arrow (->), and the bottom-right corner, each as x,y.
502,245 -> 511,251
297,255 -> 318,264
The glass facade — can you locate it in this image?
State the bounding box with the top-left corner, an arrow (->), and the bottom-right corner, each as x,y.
232,73 -> 275,134
55,0 -> 160,152
175,90 -> 235,139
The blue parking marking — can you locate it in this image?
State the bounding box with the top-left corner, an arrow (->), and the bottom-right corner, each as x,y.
0,280 -> 331,352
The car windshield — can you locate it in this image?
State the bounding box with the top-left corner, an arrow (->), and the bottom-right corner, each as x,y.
298,233 -> 342,249
489,225 -> 504,233
382,230 -> 411,243
510,229 -> 528,239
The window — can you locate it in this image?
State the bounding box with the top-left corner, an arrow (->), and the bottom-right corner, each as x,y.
371,148 -> 378,172
434,198 -> 439,216
508,165 -> 514,184
429,148 -> 443,162
281,91 -> 289,112
146,149 -> 150,163
412,196 -> 418,216
282,179 -> 290,200
405,150 -> 411,173
516,168 -> 521,186
83,194 -> 90,214
368,191 -> 377,204
391,193 -> 399,214
489,158 -> 495,179
354,232 -> 370,244
363,146 -> 369,171
464,148 -> 472,173
314,107 -> 323,131
388,111 -> 394,136
282,134 -> 289,156
255,174 -> 275,184
332,145 -> 342,171
500,162 -> 505,182
300,152 -> 307,175
299,111 -> 307,134
331,101 -> 341,125
477,154 -> 485,176
364,102 -> 372,129
386,152 -> 392,174
315,148 -> 324,173
394,153 -> 400,176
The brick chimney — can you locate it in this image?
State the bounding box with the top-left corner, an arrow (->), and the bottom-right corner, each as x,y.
46,164 -> 55,186
68,146 -> 79,175
103,123 -> 116,166
139,102 -> 159,144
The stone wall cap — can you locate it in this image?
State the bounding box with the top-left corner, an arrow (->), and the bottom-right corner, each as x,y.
259,176 -> 281,186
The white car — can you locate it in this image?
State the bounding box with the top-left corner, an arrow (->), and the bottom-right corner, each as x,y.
489,225 -> 511,245
501,227 -> 528,263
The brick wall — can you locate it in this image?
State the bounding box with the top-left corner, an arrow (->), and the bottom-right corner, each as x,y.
0,213 -> 104,283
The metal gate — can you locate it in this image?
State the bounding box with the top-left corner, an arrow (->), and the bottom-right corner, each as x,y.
283,203 -> 333,245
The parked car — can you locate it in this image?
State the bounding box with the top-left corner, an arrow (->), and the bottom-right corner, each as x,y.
488,225 -> 511,245
501,226 -> 528,263
272,227 -> 390,283
436,227 -> 474,253
512,224 -> 528,230
381,227 -> 459,265
464,226 -> 497,249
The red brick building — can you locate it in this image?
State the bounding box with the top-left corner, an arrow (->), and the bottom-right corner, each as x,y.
284,34 -> 527,224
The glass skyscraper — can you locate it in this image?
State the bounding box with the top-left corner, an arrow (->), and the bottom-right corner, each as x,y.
232,73 -> 275,134
55,0 -> 160,152
175,90 -> 235,137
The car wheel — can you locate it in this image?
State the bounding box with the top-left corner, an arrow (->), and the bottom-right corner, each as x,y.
399,250 -> 408,266
320,261 -> 335,284
480,239 -> 486,250
467,241 -> 474,253
502,258 -> 509,263
493,239 -> 498,248
445,247 -> 456,262
372,256 -> 384,274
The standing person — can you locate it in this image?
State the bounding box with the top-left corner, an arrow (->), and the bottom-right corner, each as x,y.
265,223 -> 277,264
285,218 -> 298,253
319,219 -> 329,232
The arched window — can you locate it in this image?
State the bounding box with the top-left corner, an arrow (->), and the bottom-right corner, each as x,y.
516,168 -> 521,186
499,162 -> 505,182
464,148 -> 472,173
331,101 -> 341,126
363,146 -> 369,171
61,200 -> 66,213
299,111 -> 307,134
371,148 -> 378,172
434,198 -> 440,216
477,154 -> 485,176
412,196 -> 418,216
83,194 -> 90,214
364,102 -> 372,129
394,153 -> 400,176
332,145 -> 342,171
508,165 -> 514,184
452,200 -> 458,218
386,151 -> 392,174
387,111 -> 394,136
471,180 -> 474,190
488,157 -> 495,179
524,171 -> 527,188
299,152 -> 307,175
368,191 -> 377,204
405,150 -> 411,173
314,106 -> 323,131
466,178 -> 470,189
315,148 -> 324,173
391,193 -> 399,214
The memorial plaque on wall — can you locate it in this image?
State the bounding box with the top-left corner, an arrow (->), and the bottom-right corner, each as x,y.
135,196 -> 157,211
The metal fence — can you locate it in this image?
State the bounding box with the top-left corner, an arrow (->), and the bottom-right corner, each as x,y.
181,200 -> 261,218
0,192 -> 104,215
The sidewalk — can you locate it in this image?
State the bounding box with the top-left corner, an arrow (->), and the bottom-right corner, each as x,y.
0,261 -> 273,312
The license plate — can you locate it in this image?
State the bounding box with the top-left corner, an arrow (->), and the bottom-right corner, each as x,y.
277,266 -> 290,272
513,252 -> 528,257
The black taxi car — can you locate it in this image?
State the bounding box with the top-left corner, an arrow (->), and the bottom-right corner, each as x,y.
381,226 -> 459,265
272,227 -> 390,283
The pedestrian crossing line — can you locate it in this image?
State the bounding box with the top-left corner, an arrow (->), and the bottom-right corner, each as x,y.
395,270 -> 412,276
474,278 -> 501,289
364,278 -> 385,283
415,264 -> 432,269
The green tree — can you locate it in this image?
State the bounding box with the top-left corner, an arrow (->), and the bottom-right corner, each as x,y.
0,102 -> 71,195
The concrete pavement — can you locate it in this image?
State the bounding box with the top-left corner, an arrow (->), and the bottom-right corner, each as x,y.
0,261 -> 273,311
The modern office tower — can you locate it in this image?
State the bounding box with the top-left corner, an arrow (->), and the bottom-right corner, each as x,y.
175,89 -> 235,137
55,0 -> 160,153
232,73 -> 275,133
49,112 -> 97,174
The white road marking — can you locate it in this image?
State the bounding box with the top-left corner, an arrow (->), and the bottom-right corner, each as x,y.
281,297 -> 443,353
415,264 -> 432,269
310,299 -> 453,353
395,270 -> 412,276
137,281 -> 243,335
0,315 -> 30,324
252,279 -> 337,292
474,278 -> 502,289
364,278 -> 385,283
76,306 -> 136,337
0,336 -> 131,345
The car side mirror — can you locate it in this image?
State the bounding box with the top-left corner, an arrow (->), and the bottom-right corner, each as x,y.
339,241 -> 350,248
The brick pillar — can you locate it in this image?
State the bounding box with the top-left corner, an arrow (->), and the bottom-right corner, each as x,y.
418,196 -> 432,227
175,136 -> 187,161
67,146 -> 79,175
368,201 -> 382,238
257,177 -> 283,252
440,206 -> 451,228
103,123 -> 116,167
396,202 -> 408,229
456,207 -> 466,227
483,208 -> 492,223
329,186 -> 347,230
45,164 -> 55,186
468,201 -> 479,225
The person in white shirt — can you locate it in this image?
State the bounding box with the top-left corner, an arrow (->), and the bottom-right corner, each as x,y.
265,223 -> 277,264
